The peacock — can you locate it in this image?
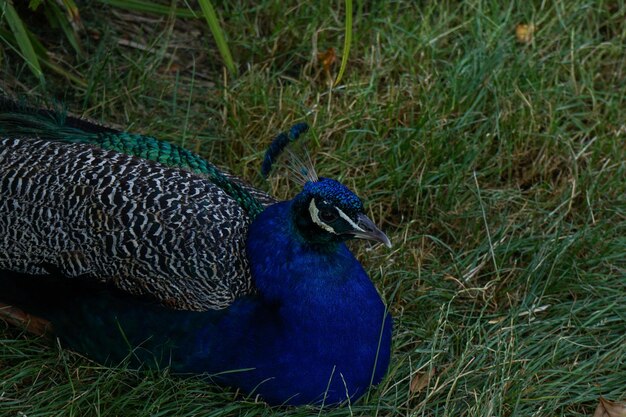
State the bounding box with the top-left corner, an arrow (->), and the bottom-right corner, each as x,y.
0,98 -> 393,406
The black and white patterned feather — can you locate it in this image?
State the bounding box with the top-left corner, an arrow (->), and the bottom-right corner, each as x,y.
0,136 -> 264,311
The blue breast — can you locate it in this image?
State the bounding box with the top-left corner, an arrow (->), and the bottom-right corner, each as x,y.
216,201 -> 393,404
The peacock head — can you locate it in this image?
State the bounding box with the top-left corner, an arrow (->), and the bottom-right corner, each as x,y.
262,122 -> 391,248
291,177 -> 392,248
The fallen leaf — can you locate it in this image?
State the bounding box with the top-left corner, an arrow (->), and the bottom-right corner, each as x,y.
159,63 -> 182,74
410,367 -> 435,395
592,398 -> 626,417
515,23 -> 535,44
317,47 -> 337,75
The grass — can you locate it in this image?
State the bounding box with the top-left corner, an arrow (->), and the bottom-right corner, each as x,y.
1,0 -> 625,415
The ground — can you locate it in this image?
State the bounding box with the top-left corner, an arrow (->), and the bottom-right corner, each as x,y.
0,1 -> 624,416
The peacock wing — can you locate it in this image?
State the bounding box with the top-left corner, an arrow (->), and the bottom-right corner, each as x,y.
0,136 -> 254,311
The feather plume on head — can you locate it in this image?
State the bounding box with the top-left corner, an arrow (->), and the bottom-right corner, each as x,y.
261,122 -> 318,185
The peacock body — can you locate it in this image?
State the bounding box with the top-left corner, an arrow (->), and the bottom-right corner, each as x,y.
0,99 -> 392,406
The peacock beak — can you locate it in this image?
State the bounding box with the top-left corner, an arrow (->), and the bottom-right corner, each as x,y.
350,213 -> 392,248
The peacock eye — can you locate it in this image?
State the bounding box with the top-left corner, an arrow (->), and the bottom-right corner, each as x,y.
319,209 -> 338,223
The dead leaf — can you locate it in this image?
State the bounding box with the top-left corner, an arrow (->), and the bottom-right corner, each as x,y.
515,23 -> 535,44
410,367 -> 435,395
592,398 -> 626,417
159,63 -> 182,74
317,47 -> 337,76
61,0 -> 84,31
488,316 -> 506,324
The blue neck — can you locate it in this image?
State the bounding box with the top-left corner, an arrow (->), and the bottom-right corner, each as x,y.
251,201 -> 360,301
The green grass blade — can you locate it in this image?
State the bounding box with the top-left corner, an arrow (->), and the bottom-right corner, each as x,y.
96,0 -> 235,74
197,0 -> 236,75
334,0 -> 352,87
98,0 -> 200,18
1,1 -> 44,83
0,27 -> 86,87
40,56 -> 87,87
46,0 -> 84,57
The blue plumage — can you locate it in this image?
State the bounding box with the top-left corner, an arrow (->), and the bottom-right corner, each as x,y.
242,197 -> 392,403
0,103 -> 393,406
261,122 -> 309,178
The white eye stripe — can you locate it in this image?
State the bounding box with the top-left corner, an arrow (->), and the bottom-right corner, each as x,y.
336,207 -> 364,232
309,198 -> 337,234
308,199 -> 364,234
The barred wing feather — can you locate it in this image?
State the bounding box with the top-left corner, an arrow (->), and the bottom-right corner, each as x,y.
0,137 -> 254,311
